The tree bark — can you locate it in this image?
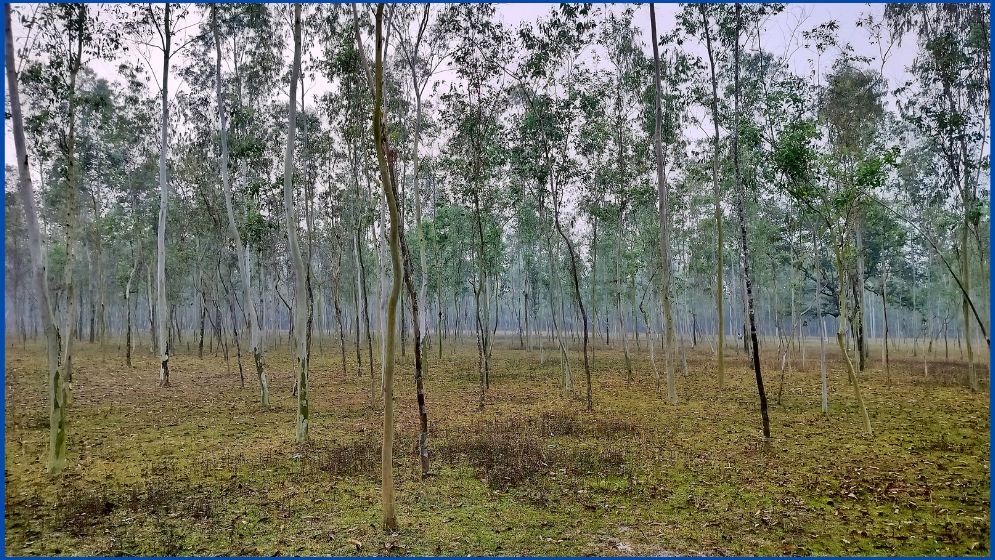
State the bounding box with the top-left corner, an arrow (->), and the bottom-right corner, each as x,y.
700,5 -> 725,387
6,3 -> 67,474
284,4 -> 309,442
733,4 -> 770,440
371,4 -> 399,531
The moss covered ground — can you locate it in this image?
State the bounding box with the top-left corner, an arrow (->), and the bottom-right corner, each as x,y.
3,336 -> 990,555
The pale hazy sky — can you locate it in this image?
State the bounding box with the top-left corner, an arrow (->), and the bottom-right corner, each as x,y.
5,3 -> 917,168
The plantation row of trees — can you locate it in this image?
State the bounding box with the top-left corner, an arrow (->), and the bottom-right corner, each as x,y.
5,2 -> 990,529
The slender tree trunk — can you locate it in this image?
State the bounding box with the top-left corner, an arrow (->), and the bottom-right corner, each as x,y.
650,5 -> 676,404
473,193 -> 488,408
961,222 -> 977,390
733,4 -> 770,440
551,191 -> 592,412
154,4 -> 174,387
882,270 -> 891,386
6,3 -> 66,474
370,4 -> 399,530
284,5 -> 309,442
353,242 -> 364,377
334,247 -> 348,376
700,6 -> 725,387
126,240 -> 141,368
615,233 -> 634,382
357,225 -> 376,402
834,249 -> 873,437
213,7 -> 270,406
814,228 -> 828,415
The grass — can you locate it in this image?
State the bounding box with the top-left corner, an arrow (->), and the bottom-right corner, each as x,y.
3,333 -> 990,556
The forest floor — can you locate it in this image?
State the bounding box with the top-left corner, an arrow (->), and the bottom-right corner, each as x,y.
3,335 -> 990,556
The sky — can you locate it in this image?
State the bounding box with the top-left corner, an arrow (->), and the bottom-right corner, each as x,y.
5,2 -> 918,169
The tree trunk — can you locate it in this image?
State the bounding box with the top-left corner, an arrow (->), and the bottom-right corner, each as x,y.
213,7 -> 270,406
551,191 -> 592,412
733,4 -> 770,440
6,3 -> 67,474
473,193 -> 488,408
284,5 -> 309,442
834,250 -> 873,437
961,222 -> 977,390
700,5 -> 725,387
126,240 -> 141,368
371,4 -> 399,531
882,270 -> 891,386
854,216 -> 867,372
155,4 -> 173,388
814,228 -> 828,416
650,4 -> 676,404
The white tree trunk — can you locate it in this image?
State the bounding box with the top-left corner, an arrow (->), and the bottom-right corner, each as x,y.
156,4 -> 173,387
212,7 -> 270,406
6,4 -> 67,474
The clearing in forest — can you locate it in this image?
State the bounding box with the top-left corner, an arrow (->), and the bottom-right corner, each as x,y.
3,339 -> 989,556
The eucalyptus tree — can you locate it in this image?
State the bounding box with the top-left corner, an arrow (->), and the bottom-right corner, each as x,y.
323,8 -> 377,389
886,4 -> 991,391
6,4 -> 64,475
13,2 -> 121,474
125,2 -> 196,387
862,202 -> 907,383
387,5 -> 443,475
592,6 -> 641,388
4,188 -> 31,346
282,3 -> 310,442
436,3 -> 511,408
389,4 -> 442,349
680,3 -> 729,385
103,63 -> 157,368
510,88 -> 573,388
731,3 -> 770,440
649,6 -> 696,403
775,59 -> 889,437
209,4 -> 271,406
369,2 -> 400,531
514,3 -> 599,409
649,5 -> 673,400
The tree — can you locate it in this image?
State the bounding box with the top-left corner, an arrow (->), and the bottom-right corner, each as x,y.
126,3 -> 194,387
692,3 -> 727,387
886,4 -> 991,391
775,59 -> 889,437
283,3 -> 309,442
6,4 -> 64,474
436,3 -> 511,408
371,2 -> 400,532
731,3 -> 771,440
387,3 -> 441,478
514,3 -> 598,409
649,5 -> 677,404
211,5 -> 270,407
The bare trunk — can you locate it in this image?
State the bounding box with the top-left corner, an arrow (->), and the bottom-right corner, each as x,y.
733,4 -> 770,440
6,4 -> 66,474
284,5 -> 309,442
155,4 -> 173,388
834,250 -> 873,437
882,270 -> 891,386
213,7 -> 270,406
370,4 -> 399,530
700,5 -> 725,387
650,5 -> 676,404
